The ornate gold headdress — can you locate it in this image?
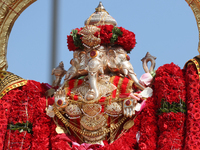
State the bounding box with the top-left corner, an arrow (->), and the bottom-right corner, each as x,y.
67,2 -> 136,52
78,2 -> 118,49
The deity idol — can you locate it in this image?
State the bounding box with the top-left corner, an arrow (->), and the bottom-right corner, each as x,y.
47,2 -> 154,144
2,1 -> 200,150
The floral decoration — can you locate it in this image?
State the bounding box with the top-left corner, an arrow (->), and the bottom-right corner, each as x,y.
158,99 -> 186,114
1,62 -> 200,149
153,63 -> 186,150
1,80 -> 52,150
184,64 -> 200,150
138,97 -> 158,150
7,121 -> 33,134
67,25 -> 136,53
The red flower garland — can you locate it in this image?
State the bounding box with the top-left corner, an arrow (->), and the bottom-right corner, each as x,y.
116,27 -> 136,52
99,25 -> 114,44
138,97 -> 158,150
184,64 -> 200,150
154,63 -> 186,150
0,98 -> 11,150
67,25 -> 136,52
0,80 -> 53,150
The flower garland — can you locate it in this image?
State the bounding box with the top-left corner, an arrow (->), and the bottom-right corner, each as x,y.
0,97 -> 11,150
138,97 -> 158,150
1,80 -> 53,150
67,25 -> 136,53
7,121 -> 33,134
2,86 -> 34,149
153,63 -> 186,150
184,64 -> 200,150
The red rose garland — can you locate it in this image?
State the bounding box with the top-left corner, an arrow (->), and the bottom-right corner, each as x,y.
22,81 -> 51,150
2,89 -> 31,149
138,97 -> 158,150
1,80 -> 53,150
0,98 -> 11,150
184,64 -> 200,150
2,87 -> 35,150
67,25 -> 136,52
116,27 -> 136,52
153,63 -> 186,150
98,25 -> 114,44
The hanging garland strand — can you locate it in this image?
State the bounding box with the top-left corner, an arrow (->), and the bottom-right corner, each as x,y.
154,63 -> 186,150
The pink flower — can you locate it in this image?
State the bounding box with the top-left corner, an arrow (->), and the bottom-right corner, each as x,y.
139,73 -> 153,87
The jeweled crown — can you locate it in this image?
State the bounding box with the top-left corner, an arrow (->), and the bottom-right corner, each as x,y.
67,2 -> 136,53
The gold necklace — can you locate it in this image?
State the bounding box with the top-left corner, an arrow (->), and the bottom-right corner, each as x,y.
53,105 -> 127,137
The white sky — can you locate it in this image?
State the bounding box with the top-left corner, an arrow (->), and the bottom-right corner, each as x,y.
7,0 -> 199,84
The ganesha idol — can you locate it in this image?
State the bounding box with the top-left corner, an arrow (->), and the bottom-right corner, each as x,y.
46,2 -> 155,145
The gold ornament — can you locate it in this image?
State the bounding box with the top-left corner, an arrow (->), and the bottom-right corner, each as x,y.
55,126 -> 65,134
79,25 -> 101,48
123,120 -> 135,130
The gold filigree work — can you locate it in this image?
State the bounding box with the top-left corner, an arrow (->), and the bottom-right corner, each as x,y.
0,71 -> 27,98
185,0 -> 200,53
53,105 -> 127,137
79,25 -> 101,48
0,0 -> 36,71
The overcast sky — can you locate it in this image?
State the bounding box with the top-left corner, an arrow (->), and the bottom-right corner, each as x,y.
7,0 -> 199,84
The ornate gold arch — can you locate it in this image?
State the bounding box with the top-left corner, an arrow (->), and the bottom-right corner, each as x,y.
0,0 -> 36,71
0,0 -> 199,71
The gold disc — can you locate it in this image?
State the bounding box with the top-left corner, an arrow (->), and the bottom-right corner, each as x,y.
55,126 -> 65,134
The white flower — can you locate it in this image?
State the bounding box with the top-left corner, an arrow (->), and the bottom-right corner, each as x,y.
139,87 -> 153,98
46,105 -> 55,118
135,103 -> 141,111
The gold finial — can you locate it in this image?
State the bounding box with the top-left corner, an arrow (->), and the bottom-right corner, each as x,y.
95,2 -> 106,12
84,2 -> 117,26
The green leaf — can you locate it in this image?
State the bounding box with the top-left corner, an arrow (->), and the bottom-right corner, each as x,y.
110,26 -> 123,43
158,98 -> 187,115
70,29 -> 83,49
150,70 -> 156,77
8,121 -> 33,134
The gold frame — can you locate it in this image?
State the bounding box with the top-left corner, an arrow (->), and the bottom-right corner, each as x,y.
0,0 -> 199,71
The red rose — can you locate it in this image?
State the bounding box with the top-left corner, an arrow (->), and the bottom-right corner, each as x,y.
194,112 -> 200,120
67,35 -> 77,51
99,25 -> 114,44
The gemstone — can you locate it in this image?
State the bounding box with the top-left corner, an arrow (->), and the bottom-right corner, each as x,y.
125,100 -> 131,106
57,99 -> 63,105
90,50 -> 97,57
126,55 -> 130,61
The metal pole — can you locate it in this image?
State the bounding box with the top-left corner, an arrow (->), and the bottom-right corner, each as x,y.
50,0 -> 59,84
